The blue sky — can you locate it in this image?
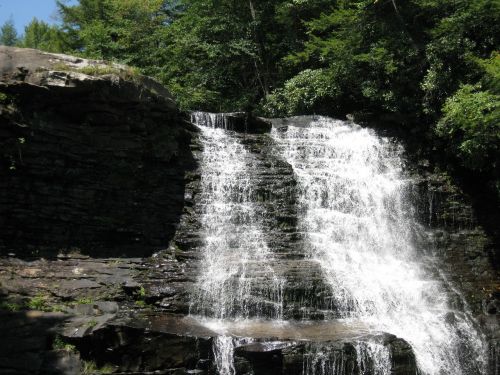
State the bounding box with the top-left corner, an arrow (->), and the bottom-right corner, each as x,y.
0,0 -> 77,35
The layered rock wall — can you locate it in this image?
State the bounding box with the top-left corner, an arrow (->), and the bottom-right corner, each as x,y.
0,46 -> 197,257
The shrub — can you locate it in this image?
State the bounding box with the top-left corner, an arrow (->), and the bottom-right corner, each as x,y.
436,84 -> 499,172
26,295 -> 49,311
261,69 -> 340,117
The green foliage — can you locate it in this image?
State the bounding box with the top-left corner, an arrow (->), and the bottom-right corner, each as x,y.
133,285 -> 150,308
78,64 -> 133,78
262,69 -> 340,117
436,84 -> 499,172
155,0 -> 260,110
478,53 -> 500,93
75,297 -> 94,305
0,301 -> 21,312
27,295 -> 49,311
260,0 -> 500,188
4,0 -> 497,190
78,65 -> 110,76
138,286 -> 146,298
82,360 -> 98,375
82,360 -> 115,374
87,319 -> 98,327
19,18 -> 67,52
422,0 -> 500,114
53,335 -> 77,352
0,18 -> 18,46
53,0 -> 291,107
51,61 -> 141,81
276,0 -> 438,117
24,295 -> 67,312
134,300 -> 147,308
99,364 -> 115,374
57,0 -> 175,64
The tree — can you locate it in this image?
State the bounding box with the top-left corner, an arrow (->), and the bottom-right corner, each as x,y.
0,18 -> 18,46
55,0 -> 336,111
155,0 -> 332,111
422,0 -> 500,116
19,18 -> 66,52
57,0 -> 177,62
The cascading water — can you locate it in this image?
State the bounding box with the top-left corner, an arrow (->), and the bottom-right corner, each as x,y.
271,116 -> 488,375
186,112 -> 488,375
190,112 -> 284,374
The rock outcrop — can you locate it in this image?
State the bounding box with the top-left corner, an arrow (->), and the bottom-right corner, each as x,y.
0,47 -> 497,374
0,46 -> 198,257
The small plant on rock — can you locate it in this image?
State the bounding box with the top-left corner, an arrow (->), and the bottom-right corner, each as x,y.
82,360 -> 115,374
138,286 -> 146,298
0,301 -> 21,312
75,297 -> 94,305
52,335 -> 77,353
82,360 -> 98,375
26,295 -> 49,311
99,363 -> 115,374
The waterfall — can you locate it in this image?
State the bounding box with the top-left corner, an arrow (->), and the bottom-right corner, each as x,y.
190,116 -> 284,319
191,111 -> 233,130
190,113 -> 284,374
187,112 -> 487,375
213,336 -> 236,375
302,341 -> 391,375
271,116 -> 487,375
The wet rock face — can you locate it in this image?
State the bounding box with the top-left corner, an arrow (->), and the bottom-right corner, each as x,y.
407,167 -> 498,314
408,169 -> 500,375
232,335 -> 417,375
0,46 -> 197,257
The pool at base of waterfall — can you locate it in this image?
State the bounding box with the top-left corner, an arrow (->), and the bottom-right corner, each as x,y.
132,313 -> 417,375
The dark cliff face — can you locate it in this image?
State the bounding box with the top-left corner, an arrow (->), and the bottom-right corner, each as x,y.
0,46 -> 198,257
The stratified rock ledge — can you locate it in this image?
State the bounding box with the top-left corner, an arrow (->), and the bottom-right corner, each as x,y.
0,46 -> 198,257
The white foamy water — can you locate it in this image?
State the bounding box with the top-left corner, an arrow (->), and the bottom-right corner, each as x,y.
190,113 -> 284,374
213,336 -> 236,375
272,116 -> 487,375
190,118 -> 283,319
303,340 -> 391,375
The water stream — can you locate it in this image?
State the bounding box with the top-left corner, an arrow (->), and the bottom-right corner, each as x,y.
189,113 -> 487,375
190,112 -> 284,374
271,116 -> 487,375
